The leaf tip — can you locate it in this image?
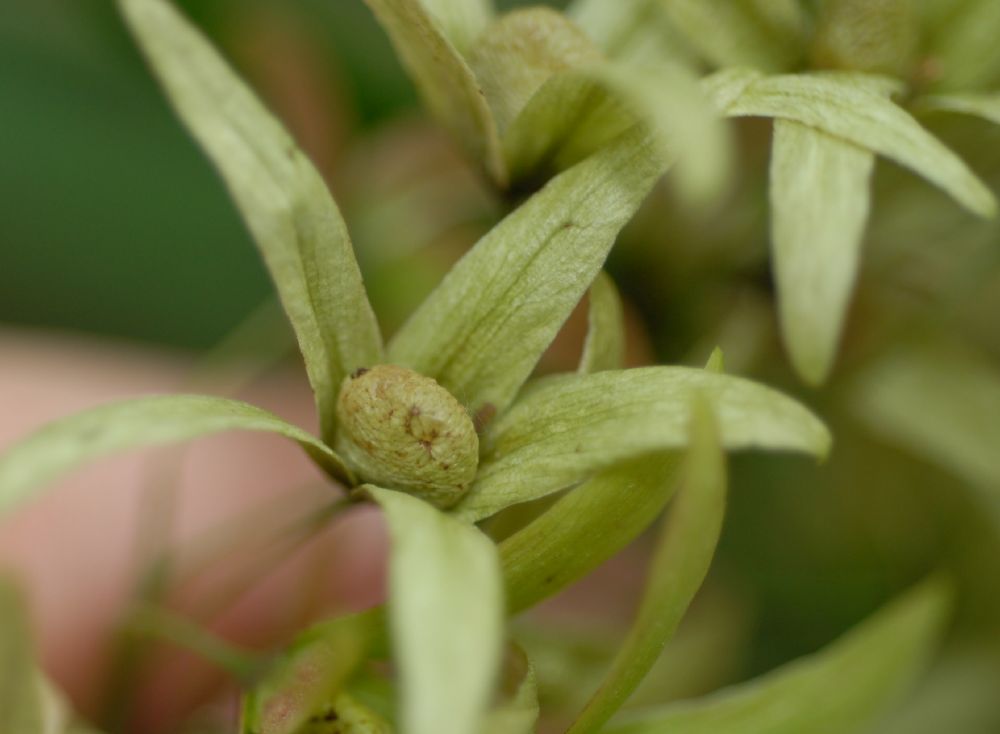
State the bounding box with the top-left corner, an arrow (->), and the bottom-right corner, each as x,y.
889,574 -> 954,657
803,413 -> 834,463
947,159 -> 997,220
977,190 -> 999,219
704,347 -> 726,374
788,345 -> 834,388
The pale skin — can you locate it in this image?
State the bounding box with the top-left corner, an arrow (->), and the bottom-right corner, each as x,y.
0,329 -> 387,732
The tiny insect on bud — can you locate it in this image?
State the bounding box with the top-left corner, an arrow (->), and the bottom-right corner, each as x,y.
334,365 -> 479,509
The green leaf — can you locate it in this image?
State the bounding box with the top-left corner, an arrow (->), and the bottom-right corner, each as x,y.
567,0 -> 656,55
579,271 -> 627,374
482,645 -> 539,734
126,604 -> 260,681
499,67 -> 633,181
1,580 -> 47,734
419,0 -> 494,53
816,71 -> 907,97
704,347 -> 725,374
366,487 -> 504,734
713,72 -> 997,218
919,93 -> 1000,126
468,7 -> 604,136
769,119 -> 875,384
851,341 -> 1000,491
604,578 -> 951,734
364,0 -> 506,182
657,0 -> 804,72
570,0 -> 699,72
500,453 -> 683,614
240,613 -> 376,734
566,400 -> 726,734
515,590 -> 747,716
0,580 -> 79,733
870,653 -> 1000,734
701,68 -> 764,110
623,586 -> 752,709
389,128 -> 664,419
344,670 -> 398,730
502,61 -> 731,205
0,395 -> 349,516
29,676 -> 77,734
457,367 -> 829,521
118,0 -> 383,444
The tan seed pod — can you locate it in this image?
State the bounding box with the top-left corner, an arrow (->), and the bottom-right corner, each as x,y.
468,7 -> 603,133
334,365 -> 478,508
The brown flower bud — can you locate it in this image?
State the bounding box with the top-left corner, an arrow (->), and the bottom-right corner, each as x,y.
468,7 -> 603,133
334,365 -> 478,508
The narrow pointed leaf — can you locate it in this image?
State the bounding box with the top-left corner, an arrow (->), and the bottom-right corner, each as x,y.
366,487 -> 503,734
851,342 -> 1000,491
704,347 -> 725,374
499,69 -> 633,181
364,0 -> 506,182
344,665 -> 397,724
419,0 -> 493,53
468,8 -> 603,136
1,581 -> 81,734
567,0 -> 654,54
605,579 -> 951,734
0,395 -> 349,516
500,453 -> 683,614
919,93 -> 1000,126
119,0 -> 383,443
1,581 -> 48,734
715,73 -> 997,217
389,128 -> 664,418
701,68 -> 763,111
457,367 -> 828,521
770,120 -> 875,384
815,71 -> 907,97
567,400 -> 726,734
503,61 -> 731,205
128,605 -> 260,681
240,613 -> 375,734
579,271 -> 626,374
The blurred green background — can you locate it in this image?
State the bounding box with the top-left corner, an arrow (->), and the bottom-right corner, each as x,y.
4,3 -> 1000,730
0,0 -> 557,347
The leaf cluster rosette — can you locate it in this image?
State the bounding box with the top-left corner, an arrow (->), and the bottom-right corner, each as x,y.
0,1 -> 969,733
364,0 -> 1000,386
